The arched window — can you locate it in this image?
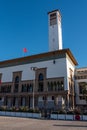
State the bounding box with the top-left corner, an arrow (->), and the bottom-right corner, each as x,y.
51,82 -> 53,91
54,81 -> 57,91
27,84 -> 33,92
29,84 -> 33,92
15,76 -> 19,83
38,73 -> 44,81
57,81 -> 61,91
47,82 -> 53,91
22,84 -> 27,92
61,81 -> 64,90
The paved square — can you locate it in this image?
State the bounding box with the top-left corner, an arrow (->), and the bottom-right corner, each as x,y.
0,116 -> 87,130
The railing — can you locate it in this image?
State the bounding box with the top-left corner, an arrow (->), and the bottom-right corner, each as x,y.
50,113 -> 87,121
0,111 -> 41,118
0,111 -> 87,120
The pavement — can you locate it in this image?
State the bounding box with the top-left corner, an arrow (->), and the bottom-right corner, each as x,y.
0,116 -> 87,130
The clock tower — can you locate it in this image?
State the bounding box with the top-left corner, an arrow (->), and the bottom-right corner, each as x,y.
48,10 -> 63,51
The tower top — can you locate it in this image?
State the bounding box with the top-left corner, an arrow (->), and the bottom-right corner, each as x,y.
48,9 -> 61,15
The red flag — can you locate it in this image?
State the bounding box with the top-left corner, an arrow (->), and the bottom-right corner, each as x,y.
23,48 -> 28,53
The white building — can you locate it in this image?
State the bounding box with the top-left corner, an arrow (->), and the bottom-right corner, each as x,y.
0,10 -> 78,111
75,67 -> 87,110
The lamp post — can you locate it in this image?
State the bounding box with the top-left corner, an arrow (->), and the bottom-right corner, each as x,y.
31,67 -> 37,110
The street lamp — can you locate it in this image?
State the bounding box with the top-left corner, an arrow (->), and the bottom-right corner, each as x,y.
31,67 -> 37,110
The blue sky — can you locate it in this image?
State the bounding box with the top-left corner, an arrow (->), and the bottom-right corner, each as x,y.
0,0 -> 87,68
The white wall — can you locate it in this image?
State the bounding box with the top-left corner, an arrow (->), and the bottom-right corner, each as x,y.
0,56 -> 77,92
0,64 -> 34,82
49,24 -> 59,51
0,58 -> 67,83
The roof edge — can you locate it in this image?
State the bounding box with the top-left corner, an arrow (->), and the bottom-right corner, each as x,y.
0,48 -> 78,67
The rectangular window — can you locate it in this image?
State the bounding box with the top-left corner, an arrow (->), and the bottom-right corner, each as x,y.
50,13 -> 57,26
22,84 -> 27,92
43,96 -> 44,100
79,84 -> 85,94
14,84 -> 19,93
52,96 -> 54,100
79,96 -> 85,100
1,85 -> 11,93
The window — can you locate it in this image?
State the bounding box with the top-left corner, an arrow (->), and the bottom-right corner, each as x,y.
47,82 -> 53,91
43,96 -> 44,100
50,13 -> 57,25
1,85 -> 11,93
14,76 -> 19,93
58,82 -> 61,91
38,73 -> 44,92
79,96 -> 85,100
38,73 -> 44,81
22,84 -> 27,92
30,84 -> 33,92
52,96 -> 54,100
61,81 -> 64,90
27,84 -> 33,92
79,84 -> 84,94
47,80 -> 64,92
14,84 -> 19,93
15,76 -> 19,83
7,85 -> 11,93
38,82 -> 43,92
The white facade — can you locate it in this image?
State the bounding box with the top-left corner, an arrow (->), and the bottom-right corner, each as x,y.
75,68 -> 87,106
0,56 -> 75,91
48,10 -> 63,51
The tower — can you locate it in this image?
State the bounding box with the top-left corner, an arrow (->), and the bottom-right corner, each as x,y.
48,10 -> 63,51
